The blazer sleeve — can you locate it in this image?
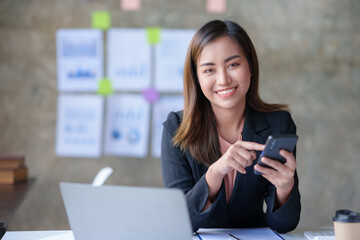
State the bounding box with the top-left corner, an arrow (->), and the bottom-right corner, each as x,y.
160,112 -> 221,232
264,112 -> 301,233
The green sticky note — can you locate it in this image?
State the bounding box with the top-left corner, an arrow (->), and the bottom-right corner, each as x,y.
97,78 -> 114,96
146,27 -> 161,45
92,11 -> 111,30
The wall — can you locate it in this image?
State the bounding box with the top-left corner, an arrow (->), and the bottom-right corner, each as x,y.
0,0 -> 359,231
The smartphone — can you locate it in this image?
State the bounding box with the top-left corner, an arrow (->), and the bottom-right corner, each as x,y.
254,134 -> 298,175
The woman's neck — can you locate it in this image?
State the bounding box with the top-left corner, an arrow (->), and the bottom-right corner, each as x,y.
212,101 -> 246,143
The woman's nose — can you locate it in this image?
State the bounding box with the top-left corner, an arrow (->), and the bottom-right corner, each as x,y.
217,69 -> 231,85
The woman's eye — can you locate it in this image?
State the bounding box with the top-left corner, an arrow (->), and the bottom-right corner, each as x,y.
229,63 -> 239,68
204,69 -> 214,73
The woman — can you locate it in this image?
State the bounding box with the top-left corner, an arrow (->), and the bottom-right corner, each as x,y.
161,20 -> 301,233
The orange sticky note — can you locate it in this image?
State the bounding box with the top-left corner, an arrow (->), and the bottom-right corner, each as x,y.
120,0 -> 141,11
206,0 -> 227,14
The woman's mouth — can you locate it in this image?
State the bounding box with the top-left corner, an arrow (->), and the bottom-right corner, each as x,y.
216,87 -> 237,95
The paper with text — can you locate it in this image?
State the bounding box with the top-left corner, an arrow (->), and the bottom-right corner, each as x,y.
56,94 -> 104,158
197,228 -> 283,240
38,231 -> 74,240
151,95 -> 184,158
155,29 -> 195,92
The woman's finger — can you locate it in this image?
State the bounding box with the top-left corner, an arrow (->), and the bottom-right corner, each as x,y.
229,157 -> 247,174
254,164 -> 275,176
237,141 -> 264,152
261,157 -> 287,173
279,150 -> 296,170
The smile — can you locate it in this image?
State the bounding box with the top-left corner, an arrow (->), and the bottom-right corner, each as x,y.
216,87 -> 237,95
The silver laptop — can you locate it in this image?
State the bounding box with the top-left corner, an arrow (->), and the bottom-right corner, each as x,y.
60,182 -> 193,240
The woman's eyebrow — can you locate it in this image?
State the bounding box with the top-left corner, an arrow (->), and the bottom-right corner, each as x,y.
199,55 -> 241,67
199,62 -> 214,67
224,54 -> 241,62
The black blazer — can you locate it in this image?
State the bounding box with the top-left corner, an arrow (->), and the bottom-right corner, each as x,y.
161,106 -> 301,233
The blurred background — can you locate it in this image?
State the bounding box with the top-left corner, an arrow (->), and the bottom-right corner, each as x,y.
0,0 -> 359,231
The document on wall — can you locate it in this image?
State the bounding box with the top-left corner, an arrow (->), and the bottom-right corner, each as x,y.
155,29 -> 195,92
55,94 -> 104,158
107,28 -> 151,91
151,95 -> 184,158
104,94 -> 150,158
196,228 -> 283,240
56,29 -> 103,92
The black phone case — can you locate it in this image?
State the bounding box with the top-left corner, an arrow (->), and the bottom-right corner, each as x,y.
254,134 -> 298,175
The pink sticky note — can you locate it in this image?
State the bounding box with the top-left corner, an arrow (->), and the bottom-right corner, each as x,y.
142,88 -> 159,103
120,0 -> 141,11
206,0 -> 227,14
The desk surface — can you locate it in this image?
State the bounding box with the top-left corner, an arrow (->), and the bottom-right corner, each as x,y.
0,179 -> 34,238
3,227 -> 334,240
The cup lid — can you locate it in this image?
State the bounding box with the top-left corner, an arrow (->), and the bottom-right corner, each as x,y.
333,209 -> 360,223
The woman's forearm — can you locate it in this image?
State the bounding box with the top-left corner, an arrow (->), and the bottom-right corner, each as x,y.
205,164 -> 225,203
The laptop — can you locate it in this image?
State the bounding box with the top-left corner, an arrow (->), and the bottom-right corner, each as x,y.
60,182 -> 193,240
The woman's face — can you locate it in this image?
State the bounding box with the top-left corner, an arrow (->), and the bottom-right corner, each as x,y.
196,36 -> 251,113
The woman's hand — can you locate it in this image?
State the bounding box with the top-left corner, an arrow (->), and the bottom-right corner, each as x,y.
254,149 -> 296,206
213,140 -> 264,175
204,140 -> 264,205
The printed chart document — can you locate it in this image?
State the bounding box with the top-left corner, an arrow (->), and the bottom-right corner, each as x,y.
196,228 -> 283,240
104,94 -> 150,158
151,95 -> 183,158
155,29 -> 195,92
56,29 -> 103,92
55,94 -> 104,158
107,28 -> 151,91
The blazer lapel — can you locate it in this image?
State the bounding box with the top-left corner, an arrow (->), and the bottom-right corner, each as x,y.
242,105 -> 271,144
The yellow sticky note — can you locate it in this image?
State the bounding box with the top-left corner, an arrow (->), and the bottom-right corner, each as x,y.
206,0 -> 227,14
97,77 -> 114,96
146,27 -> 161,45
120,0 -> 141,11
92,11 -> 111,30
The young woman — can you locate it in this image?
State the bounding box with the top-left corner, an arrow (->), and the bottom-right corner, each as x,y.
161,20 -> 301,233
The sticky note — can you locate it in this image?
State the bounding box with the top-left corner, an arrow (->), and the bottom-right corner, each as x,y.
92,11 -> 111,30
142,87 -> 159,103
97,77 -> 114,96
146,27 -> 161,45
120,0 -> 141,11
206,0 -> 227,14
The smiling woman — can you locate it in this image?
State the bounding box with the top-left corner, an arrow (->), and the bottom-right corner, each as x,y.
161,20 -> 301,233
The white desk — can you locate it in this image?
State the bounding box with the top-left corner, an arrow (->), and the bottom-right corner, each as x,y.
2,231 -> 73,240
3,227 -> 334,240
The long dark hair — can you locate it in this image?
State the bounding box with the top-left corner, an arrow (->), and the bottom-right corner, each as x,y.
173,20 -> 288,166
